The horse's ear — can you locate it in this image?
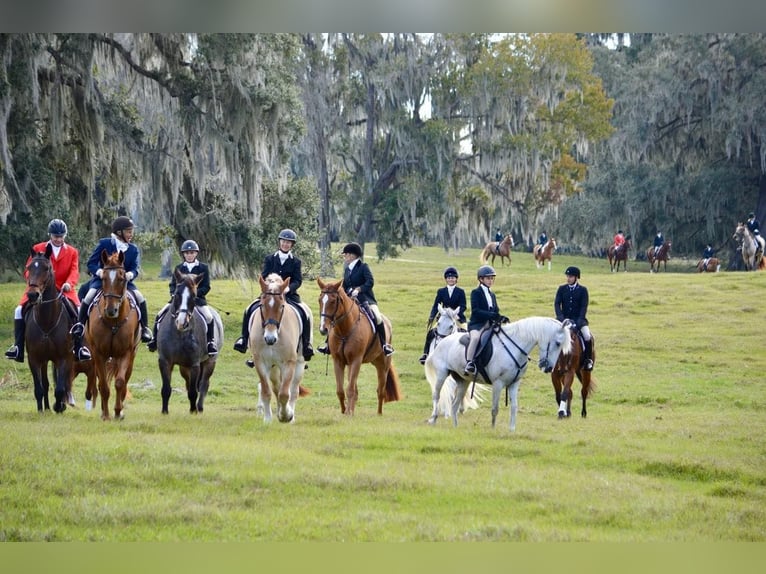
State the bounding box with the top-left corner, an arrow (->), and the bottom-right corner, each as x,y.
437,302 -> 444,313
101,249 -> 109,265
174,268 -> 184,282
316,277 -> 325,289
194,273 -> 203,286
117,250 -> 125,265
282,276 -> 291,291
259,274 -> 268,291
45,243 -> 53,258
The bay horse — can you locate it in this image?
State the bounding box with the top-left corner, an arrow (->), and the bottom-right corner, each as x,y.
534,238 -> 557,270
607,238 -> 632,272
86,250 -> 140,420
316,277 -> 402,416
480,234 -> 514,267
249,273 -> 310,423
157,270 -> 223,415
424,316 -> 572,431
697,257 -> 721,273
550,324 -> 596,419
23,246 -> 75,413
646,241 -> 672,273
732,223 -> 765,271
425,304 -> 486,418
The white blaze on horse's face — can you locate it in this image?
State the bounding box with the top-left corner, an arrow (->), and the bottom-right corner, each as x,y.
319,293 -> 330,335
174,286 -> 193,331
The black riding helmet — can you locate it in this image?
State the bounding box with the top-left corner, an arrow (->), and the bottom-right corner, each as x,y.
477,265 -> 496,278
111,216 -> 135,236
47,218 -> 67,236
564,266 -> 581,278
443,266 -> 459,279
278,229 -> 297,243
342,242 -> 363,257
180,239 -> 199,253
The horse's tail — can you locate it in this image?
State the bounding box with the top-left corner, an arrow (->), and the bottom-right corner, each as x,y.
479,247 -> 488,264
384,363 -> 402,402
581,373 -> 596,398
437,376 -> 487,414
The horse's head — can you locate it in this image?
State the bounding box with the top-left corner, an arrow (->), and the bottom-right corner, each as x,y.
25,245 -> 56,305
504,234 -> 514,247
100,250 -> 128,319
316,277 -> 349,336
434,303 -> 459,339
259,273 -> 288,344
171,270 -> 201,331
538,319 -> 572,373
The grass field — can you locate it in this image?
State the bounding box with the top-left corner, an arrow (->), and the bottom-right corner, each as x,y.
1,244 -> 765,542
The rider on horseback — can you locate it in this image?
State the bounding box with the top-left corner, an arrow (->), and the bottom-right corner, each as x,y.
653,231 -> 664,257
747,212 -> 762,255
419,266 -> 467,365
537,230 -> 548,252
5,219 -> 84,363
613,230 -> 625,254
146,240 -> 219,356
554,266 -> 594,371
702,243 -> 715,271
465,265 -> 508,376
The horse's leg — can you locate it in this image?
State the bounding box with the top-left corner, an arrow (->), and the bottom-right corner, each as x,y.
491,384 -> 501,428
254,362 -> 274,423
451,377 -> 470,427
159,357 -> 174,414
186,364 -> 201,414
96,365 -> 111,421
547,258 -> 552,271
196,361 -> 214,413
31,363 -> 46,413
579,371 -> 589,418
53,360 -> 69,413
113,362 -> 129,421
333,360 -> 347,414
508,382 -> 519,432
558,372 -> 574,419
278,360 -> 298,423
346,360 -> 363,416
551,373 -> 562,407
426,364 -> 448,425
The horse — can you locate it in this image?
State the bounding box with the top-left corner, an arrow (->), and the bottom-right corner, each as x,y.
732,223 -> 765,271
550,324 -> 596,419
424,316 -> 572,431
697,257 -> 721,273
316,277 -> 402,416
157,270 -> 223,415
607,238 -> 632,272
425,304 -> 486,418
248,273 -> 310,423
23,246 -> 75,413
646,241 -> 672,273
480,234 -> 514,267
534,238 -> 557,270
86,250 -> 141,420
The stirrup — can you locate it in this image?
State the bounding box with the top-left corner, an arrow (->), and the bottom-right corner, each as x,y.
303,344 -> 314,361
584,359 -> 594,371
317,344 -> 330,355
140,327 -> 153,343
147,339 -> 157,352
5,345 -> 19,359
207,341 -> 218,355
465,361 -> 477,375
383,344 -> 394,356
419,353 -> 428,365
76,347 -> 92,362
245,359 -> 255,368
70,322 -> 85,337
233,337 -> 247,353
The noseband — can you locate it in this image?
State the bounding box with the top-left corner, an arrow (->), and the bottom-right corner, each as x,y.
319,289 -> 353,328
101,265 -> 127,303
26,258 -> 60,305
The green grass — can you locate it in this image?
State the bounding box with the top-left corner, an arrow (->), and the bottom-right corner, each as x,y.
1,245 -> 765,541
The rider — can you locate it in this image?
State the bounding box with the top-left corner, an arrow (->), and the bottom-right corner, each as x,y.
747,212 -> 762,254
537,230 -> 548,251
5,219 -> 85,363
494,228 -> 503,243
554,266 -> 594,371
233,229 -> 314,362
701,243 -> 715,271
653,230 -> 664,257
419,266 -> 467,365
146,240 -> 218,355
465,265 -> 507,376
613,230 -> 626,253
317,242 -> 394,357
74,215 -> 153,361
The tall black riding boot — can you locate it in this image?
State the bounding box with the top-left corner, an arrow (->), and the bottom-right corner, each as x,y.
206,319 -> 218,355
138,300 -> 153,342
583,339 -> 594,371
5,318 -> 25,362
301,314 -> 314,361
234,305 -> 254,353
71,304 -> 92,361
376,323 -> 394,356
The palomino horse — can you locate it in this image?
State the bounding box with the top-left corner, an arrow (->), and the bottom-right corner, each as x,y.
607,238 -> 632,272
86,250 -> 140,420
425,304 -> 486,418
424,316 -> 572,431
697,257 -> 721,273
534,238 -> 557,270
316,277 -> 402,416
550,324 -> 596,419
157,270 -> 223,415
480,234 -> 514,267
732,223 -> 765,271
647,241 -> 672,272
23,246 -> 75,413
249,273 -> 310,423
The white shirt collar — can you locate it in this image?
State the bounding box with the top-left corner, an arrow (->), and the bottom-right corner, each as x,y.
111,233 -> 129,252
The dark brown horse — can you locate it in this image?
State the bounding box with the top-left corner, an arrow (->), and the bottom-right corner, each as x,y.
316,277 -> 401,416
550,328 -> 596,419
647,240 -> 672,273
23,246 -> 75,413
534,237 -> 557,270
607,238 -> 632,272
86,250 -> 140,420
480,234 -> 514,267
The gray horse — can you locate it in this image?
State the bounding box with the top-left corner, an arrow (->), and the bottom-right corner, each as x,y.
157,271 -> 223,414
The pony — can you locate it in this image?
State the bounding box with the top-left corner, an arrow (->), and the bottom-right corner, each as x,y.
646,241 -> 672,273
424,316 -> 572,431
85,250 -> 141,420
534,238 -> 557,270
480,234 -> 514,267
607,237 -> 632,272
732,223 -> 765,271
697,257 -> 721,273
23,246 -> 75,413
157,270 -> 223,415
550,324 -> 596,419
316,277 -> 402,416
425,304 -> 486,418
249,273 -> 310,423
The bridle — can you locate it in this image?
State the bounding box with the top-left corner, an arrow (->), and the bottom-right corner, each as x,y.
101,265 -> 128,305
26,257 -> 62,306
171,281 -> 197,331
260,290 -> 286,330
319,288 -> 355,330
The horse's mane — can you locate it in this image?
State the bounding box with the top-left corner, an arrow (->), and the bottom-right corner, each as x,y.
500,316 -> 571,354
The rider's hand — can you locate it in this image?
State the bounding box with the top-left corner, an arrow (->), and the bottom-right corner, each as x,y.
62,282 -> 71,292
96,268 -> 104,278
125,271 -> 134,281
499,315 -> 510,323
351,288 -> 359,298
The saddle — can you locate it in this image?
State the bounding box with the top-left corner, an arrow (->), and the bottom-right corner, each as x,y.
459,328 -> 495,372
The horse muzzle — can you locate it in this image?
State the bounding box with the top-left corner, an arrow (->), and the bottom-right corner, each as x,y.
539,358 -> 553,372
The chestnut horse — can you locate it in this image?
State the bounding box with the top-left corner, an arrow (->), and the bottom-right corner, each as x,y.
480,234 -> 514,267
647,241 -> 672,273
550,326 -> 596,419
23,246 -> 75,413
249,273 -> 310,423
534,238 -> 557,270
316,277 -> 401,416
607,238 -> 632,272
697,257 -> 721,273
86,250 -> 140,420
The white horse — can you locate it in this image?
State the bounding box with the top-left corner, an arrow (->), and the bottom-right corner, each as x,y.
425,316 -> 572,431
733,222 -> 765,271
425,304 -> 487,417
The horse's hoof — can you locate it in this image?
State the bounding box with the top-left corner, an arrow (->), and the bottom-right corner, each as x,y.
558,411 -> 566,419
